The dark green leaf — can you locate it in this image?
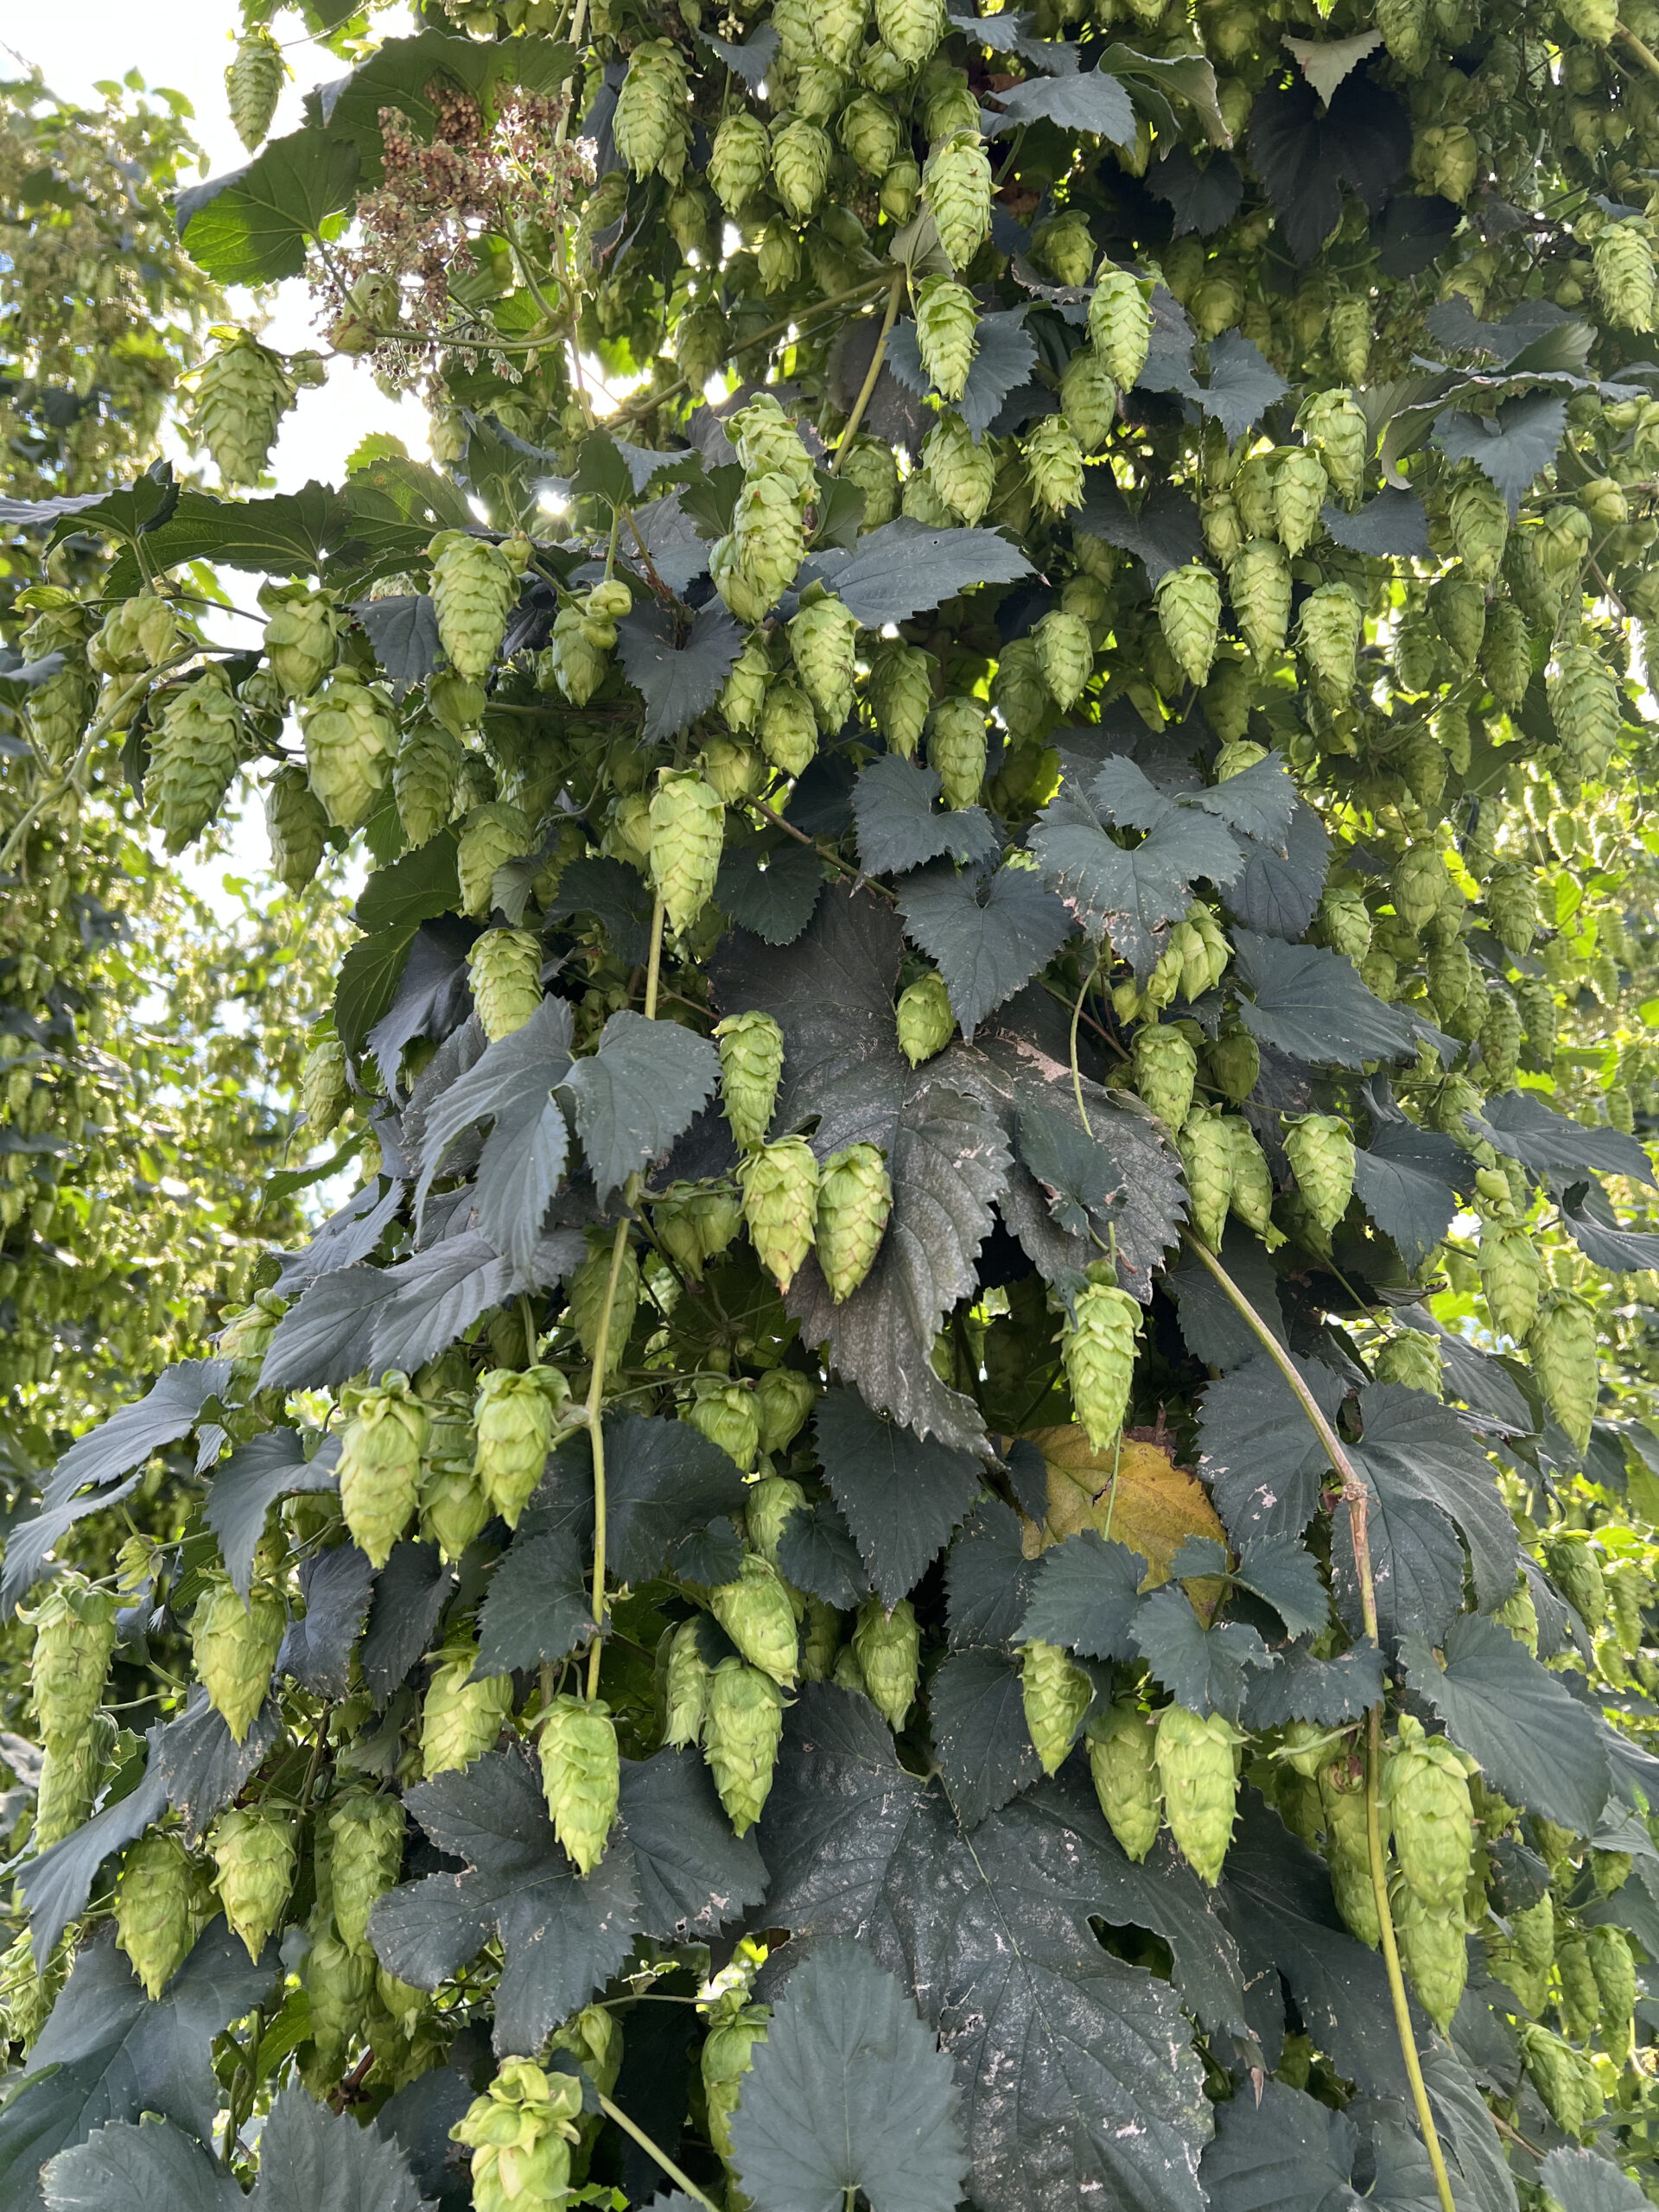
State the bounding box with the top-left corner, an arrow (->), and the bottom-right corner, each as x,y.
1245,1643 -> 1386,1726
715,842 -> 825,947
615,601 -> 744,742
986,66 -> 1137,143
813,519 -> 1033,628
353,593 -> 442,683
1235,1538 -> 1330,1639
730,1939 -> 967,2212
474,1522 -> 593,1677
700,22 -> 779,85
883,310 -> 1038,437
1131,1588 -> 1273,1722
1073,484 -> 1204,587
815,1389 -> 982,1606
334,926 -> 416,1061
1350,1383 -> 1520,1608
1188,753 -> 1298,848
562,1010 -> 719,1203
1230,931 -> 1418,1068
374,2069 -> 474,2212
279,1545 -> 373,1699
206,1430 -> 336,1600
415,995 -> 572,1218
572,430 -> 637,509
946,1502 -> 1039,1649
1166,1234 -> 1288,1370
360,1541 -> 454,1703
1150,146 -> 1244,238
354,835 -> 461,933
1322,491 -> 1429,556
1333,1488 -> 1465,1649
1433,393 -> 1569,511
1014,1098 -> 1128,1241
1351,1122 -> 1471,1269
175,130 -> 360,284
931,1645 -> 1044,1827
1193,334 -> 1290,440
1562,1183 -> 1659,1273
854,755 -> 999,877
1030,775 -> 1244,976
1246,70 -> 1409,264
105,483 -> 358,582
42,2115 -> 237,2212
1200,2081 -> 1360,2212
1401,1614 -> 1611,1834
1019,1532 -> 1150,1659
1198,1354 -> 1341,1544
617,1747 -> 767,1940
362,919 -> 475,1088
1224,800 -> 1332,941
546,855 -> 656,967
257,1265 -> 401,1393
1476,1090 -> 1655,1188
367,1234 -> 515,1376
897,861 -> 1071,1040
1537,2148 -> 1652,2212
602,1414 -> 749,1585
776,1500 -> 868,1610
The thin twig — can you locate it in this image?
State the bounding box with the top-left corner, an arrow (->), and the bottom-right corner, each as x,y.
596,2092 -> 719,2209
830,271 -> 905,473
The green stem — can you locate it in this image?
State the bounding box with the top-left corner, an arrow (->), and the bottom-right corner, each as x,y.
1616,22 -> 1659,79
595,2092 -> 719,2209
1070,952 -> 1101,1139
830,271 -> 904,473
1176,1230 -> 1458,2212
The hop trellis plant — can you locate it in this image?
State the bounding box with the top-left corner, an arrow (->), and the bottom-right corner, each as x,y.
18,0 -> 1659,2207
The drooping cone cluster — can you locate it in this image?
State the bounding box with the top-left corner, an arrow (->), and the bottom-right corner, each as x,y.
453,2060 -> 584,2212
712,393 -> 817,625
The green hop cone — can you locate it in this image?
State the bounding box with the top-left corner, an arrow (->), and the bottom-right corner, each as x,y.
1229,538 -> 1292,663
760,677 -> 818,776
457,801 -> 532,918
869,640 -> 935,757
720,635 -> 772,736
1154,1706 -> 1238,1886
339,1373 -> 429,1568
1373,1330 -> 1441,1395
328,1790 -> 405,1954
258,579 -> 337,700
429,529 -> 523,683
1177,1103 -> 1236,1249
1206,1027 -> 1260,1104
1023,415 -> 1086,516
1548,643 -> 1621,781
840,435 -> 901,527
1486,860 -> 1539,956
1391,1871 -> 1466,2031
264,765 -> 328,893
854,1598 -> 921,1730
1588,1923 -> 1636,2054
1478,1218 -> 1541,1340
1319,1756 -> 1382,1948
771,116 -> 832,219
192,1571 -> 285,1744
664,1618 -> 711,1747
419,1444 -> 492,1563
301,1033 -> 347,1138
210,1807 -> 296,1962
1316,881 -> 1372,963
1089,260 -> 1153,387
915,275 -> 979,400
704,1656 -> 787,1834
992,634 -> 1049,739
422,1637 -> 514,1775
393,721 -> 462,849
28,1572 -> 118,1748
188,334 -> 296,485
816,1142 -> 893,1302
745,1475 -> 806,1567
35,1715 -> 115,1849
801,1595 -> 839,1681
1606,1559 -> 1649,1657
150,668 -> 244,854
1377,0 -> 1431,66
1021,1639 -> 1093,1775
1478,986 -> 1521,1090
1273,445 -> 1328,556
686,1383 -> 761,1471
226,26 -> 284,149
924,414 -> 996,525
710,1553 -> 799,1685
1519,2024 -> 1591,2136
545,604 -> 609,706
741,1135 -> 820,1293
467,928 -> 543,1043
1528,1289 -> 1599,1452
840,92 -> 902,177
898,968 -> 956,1066
1225,1117 -> 1274,1239
1595,220 -> 1656,330
27,658 -> 94,766
1297,390 -> 1369,499
115,1832 -> 197,1999
1060,345 -> 1117,453
928,695 -> 988,808
1284,1114 -> 1355,1234
1448,468 -> 1509,582
1384,1713 -> 1473,1913
1064,1280 -> 1141,1449
1545,1534 -> 1607,1634
715,1009 -> 785,1150
1154,564 -> 1222,689
1086,1701 -> 1161,1860
614,38 -> 689,178
925,130 -> 992,270
538,1696 -> 620,1876
474,1366 -> 566,1525
1132,1023 -> 1198,1128
875,0 -> 946,64
1557,1927 -> 1603,2042
302,671 -> 396,831
710,110 -> 770,213
703,2004 -> 771,2162
721,469 -> 808,620
755,1367 -> 817,1457
1297,582 -> 1362,702
306,1923 -> 374,2065
789,592 -> 861,727
569,1230 -> 640,1375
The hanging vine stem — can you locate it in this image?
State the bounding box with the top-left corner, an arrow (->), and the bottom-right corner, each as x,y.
829,270 -> 905,474
582,893 -> 667,1700
595,2091 -> 719,2209
1178,1230 -> 1458,2212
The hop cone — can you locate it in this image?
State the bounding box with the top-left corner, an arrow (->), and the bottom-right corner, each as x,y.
875,0 -> 946,64
1298,390 -> 1368,499
457,801 -> 532,918
1063,1281 -> 1141,1448
474,1366 -> 564,1525
1589,1923 -> 1636,2052
259,579 -> 337,699
1229,539 -> 1291,662
35,1719 -> 112,1851
307,1925 -> 373,2063
1273,446 -> 1327,556
27,660 -> 94,766
1021,1640 -> 1093,1775
1298,582 -> 1362,701
420,1447 -> 492,1563
898,968 -> 956,1066
1374,1331 -> 1441,1395
1132,1023 -> 1197,1128
710,111 -> 770,212
840,434 -> 901,526
151,669 -> 244,854
1595,220 -> 1655,330
1313,1757 -> 1379,1946
760,678 -> 817,776
1207,1027 -> 1260,1104
208,1807 -> 295,1963
771,117 -> 832,219
868,640 -> 935,758
226,27 -> 284,149
745,1475 -> 806,1567
1478,1218 -> 1540,1340
719,635 -> 772,736
301,1034 -> 347,1139
755,1367 -> 817,1456
1086,1702 -> 1161,1860
925,130 -> 992,270
1391,1871 -> 1466,2030
1154,563 -> 1221,689
1284,1114 -> 1355,1233
28,1573 -> 118,1748
1479,600 -> 1531,713
741,1136 -> 820,1293
339,1374 -> 429,1567
1226,1117 -> 1274,1238
915,275 -> 978,400
1520,2024 -> 1594,2136
710,1554 -> 799,1685
190,335 -> 296,485
1377,0 -> 1431,66
715,1009 -> 785,1151
1449,470 -> 1509,581
422,1640 -> 514,1774
664,1618 -> 711,1747
1155,1706 -> 1237,1886
1024,415 -> 1085,515
1027,610 -> 1090,714
264,765 -> 328,893
302,671 -> 395,831
840,91 -> 901,176
467,928 -> 542,1043
1060,345 -> 1117,453
1548,643 -> 1621,780
928,695 -> 988,808
429,530 -> 522,682
193,1572 -> 285,1744
687,1384 -> 761,1471
789,593 -> 860,728
329,1791 -> 405,1953
992,634 -> 1049,740
116,1833 -> 196,1999
569,1231 -> 640,1374
817,1142 -> 893,1303
924,415 -> 995,525
647,770 -> 724,931
394,721 -> 462,848
1529,1290 -> 1599,1452
1089,262 -> 1153,388
1383,1714 -> 1472,1914
1486,860 -> 1539,955
1178,1104 -> 1236,1249
705,1656 -> 786,1833
854,1599 -> 920,1729
538,1696 -> 620,1875
726,468 -> 807,615
614,39 -> 688,176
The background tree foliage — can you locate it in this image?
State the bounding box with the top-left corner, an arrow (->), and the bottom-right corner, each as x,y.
16,0 -> 1659,2208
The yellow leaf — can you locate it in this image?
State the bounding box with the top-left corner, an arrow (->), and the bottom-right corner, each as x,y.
1018,1426 -> 1229,1618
